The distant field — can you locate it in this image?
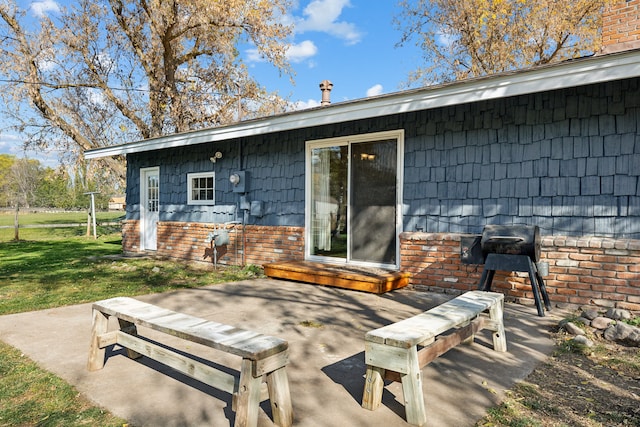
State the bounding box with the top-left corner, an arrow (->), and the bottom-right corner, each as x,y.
0,211 -> 124,226
0,211 -> 124,242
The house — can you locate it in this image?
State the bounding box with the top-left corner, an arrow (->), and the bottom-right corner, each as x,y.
85,0 -> 640,311
108,195 -> 126,211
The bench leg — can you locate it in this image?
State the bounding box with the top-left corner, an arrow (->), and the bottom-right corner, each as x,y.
362,365 -> 385,410
234,358 -> 263,427
87,309 -> 109,371
266,366 -> 293,427
401,347 -> 427,426
117,319 -> 142,360
489,301 -> 507,352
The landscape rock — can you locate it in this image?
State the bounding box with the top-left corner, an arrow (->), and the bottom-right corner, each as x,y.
590,299 -> 616,308
581,309 -> 600,320
563,322 -> 584,336
576,316 -> 591,326
590,317 -> 614,330
605,308 -> 632,321
572,335 -> 594,347
561,306 -> 640,347
603,322 -> 640,346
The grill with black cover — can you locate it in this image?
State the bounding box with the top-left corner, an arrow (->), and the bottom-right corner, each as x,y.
477,225 -> 551,317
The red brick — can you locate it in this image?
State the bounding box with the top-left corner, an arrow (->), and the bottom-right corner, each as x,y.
591,270 -> 618,278
568,296 -> 592,305
567,282 -> 592,290
592,255 -> 618,263
579,276 -> 604,285
603,278 -> 632,287
556,274 -> 580,282
617,301 -> 640,311
569,253 -> 592,261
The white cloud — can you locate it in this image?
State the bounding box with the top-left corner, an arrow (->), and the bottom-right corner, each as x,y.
295,0 -> 363,45
366,84 -> 383,97
31,0 -> 60,18
436,29 -> 457,48
286,40 -> 318,63
245,48 -> 263,63
246,40 -> 318,64
291,99 -> 321,110
0,133 -> 60,167
0,133 -> 19,155
87,88 -> 107,107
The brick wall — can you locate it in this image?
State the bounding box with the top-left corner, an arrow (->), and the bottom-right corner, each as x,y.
121,220 -> 140,252
400,232 -> 640,311
602,0 -> 640,54
243,225 -> 305,266
122,222 -> 639,310
125,221 -> 304,267
543,236 -> 640,311
155,222 -> 242,265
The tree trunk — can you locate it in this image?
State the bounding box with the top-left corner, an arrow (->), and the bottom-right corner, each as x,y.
13,204 -> 19,241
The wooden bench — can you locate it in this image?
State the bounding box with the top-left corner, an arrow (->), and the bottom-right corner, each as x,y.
87,297 -> 292,427
361,290 -> 507,426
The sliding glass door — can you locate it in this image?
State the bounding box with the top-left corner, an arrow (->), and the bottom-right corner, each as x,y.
307,131 -> 403,268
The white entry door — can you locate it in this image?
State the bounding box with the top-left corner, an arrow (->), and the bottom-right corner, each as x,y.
140,167 -> 159,251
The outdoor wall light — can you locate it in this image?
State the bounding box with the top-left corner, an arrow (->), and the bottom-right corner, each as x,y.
209,151 -> 223,163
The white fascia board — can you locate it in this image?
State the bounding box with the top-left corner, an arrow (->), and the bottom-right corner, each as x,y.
85,50 -> 640,160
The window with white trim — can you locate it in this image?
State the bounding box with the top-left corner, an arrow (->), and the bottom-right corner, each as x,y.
187,172 -> 215,205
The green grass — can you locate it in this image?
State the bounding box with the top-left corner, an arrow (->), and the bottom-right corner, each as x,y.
0,210 -> 123,226
0,216 -> 265,426
0,211 -> 124,242
0,341 -> 128,427
0,236 -> 263,315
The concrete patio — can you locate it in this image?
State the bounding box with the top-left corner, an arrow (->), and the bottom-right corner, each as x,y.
0,278 -> 563,426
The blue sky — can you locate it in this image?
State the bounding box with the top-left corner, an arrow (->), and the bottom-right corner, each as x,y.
0,0 -> 422,165
244,0 -> 421,107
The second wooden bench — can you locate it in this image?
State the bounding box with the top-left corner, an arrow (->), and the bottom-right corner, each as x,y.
361,290 -> 507,426
87,296 -> 292,427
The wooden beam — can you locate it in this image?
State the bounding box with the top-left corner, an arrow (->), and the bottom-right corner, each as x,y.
116,330 -> 238,394
383,317 -> 484,382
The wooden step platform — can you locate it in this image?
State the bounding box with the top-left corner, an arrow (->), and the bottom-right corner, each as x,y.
263,260 -> 410,294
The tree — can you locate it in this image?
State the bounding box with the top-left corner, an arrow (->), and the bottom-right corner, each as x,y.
4,157 -> 41,240
0,154 -> 14,207
0,0 -> 293,183
396,0 -> 610,84
35,167 -> 72,208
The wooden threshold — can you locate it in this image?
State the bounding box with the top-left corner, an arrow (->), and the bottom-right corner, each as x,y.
263,260 -> 410,294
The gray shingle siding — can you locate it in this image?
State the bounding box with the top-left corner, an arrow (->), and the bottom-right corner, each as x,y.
402,78 -> 640,238
126,77 -> 640,238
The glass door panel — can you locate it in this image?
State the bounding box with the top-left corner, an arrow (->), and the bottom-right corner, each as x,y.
350,140 -> 397,264
310,145 -> 348,259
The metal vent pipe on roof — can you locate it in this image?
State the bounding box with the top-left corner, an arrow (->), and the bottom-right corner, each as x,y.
319,80 -> 333,106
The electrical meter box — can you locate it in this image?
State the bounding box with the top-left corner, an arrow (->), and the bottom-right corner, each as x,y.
230,171 -> 249,193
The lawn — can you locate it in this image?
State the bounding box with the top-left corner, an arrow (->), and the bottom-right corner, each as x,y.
0,210 -> 124,242
0,213 -> 263,426
0,236 -> 260,315
0,210 -> 124,227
